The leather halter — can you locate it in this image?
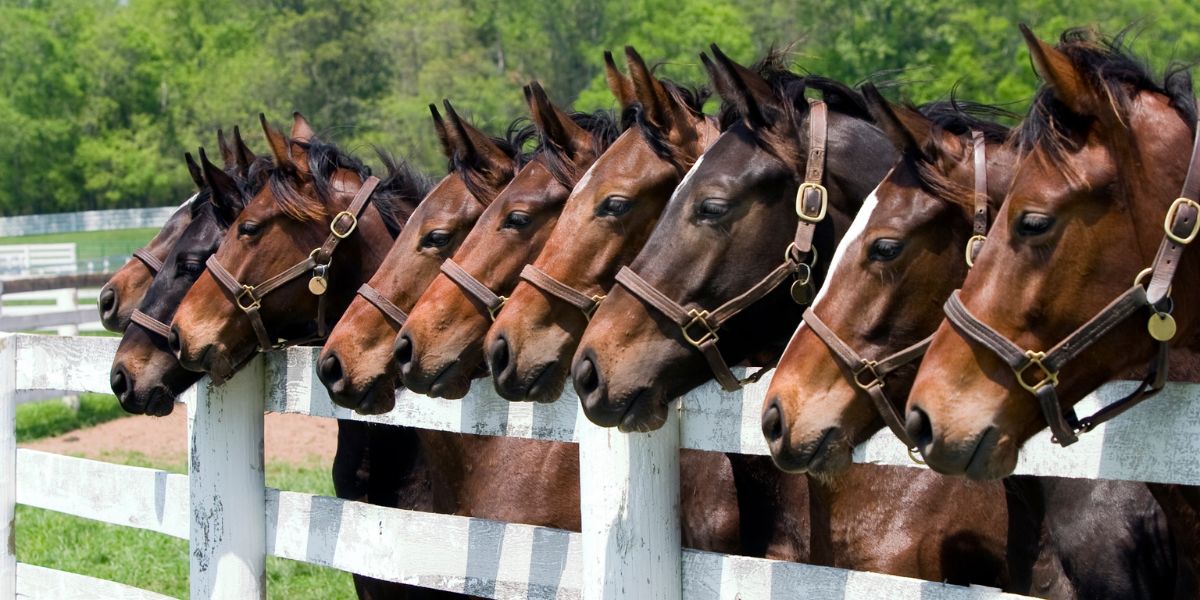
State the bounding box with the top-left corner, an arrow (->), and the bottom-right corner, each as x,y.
802,131 -> 990,453
519,264 -> 605,319
355,283 -> 408,328
131,248 -> 164,275
613,100 -> 828,392
942,122 -> 1200,446
205,176 -> 380,353
440,258 -> 508,321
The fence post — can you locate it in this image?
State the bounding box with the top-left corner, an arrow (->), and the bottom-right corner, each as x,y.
188,357 -> 266,600
579,413 -> 681,600
1,334 -> 16,598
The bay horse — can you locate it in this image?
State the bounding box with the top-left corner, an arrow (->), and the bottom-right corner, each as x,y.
905,27 -> 1200,479
98,129 -> 256,331
317,101 -> 534,413
573,47 -> 1009,585
763,86 -> 1182,597
392,82 -> 620,398
485,47 -> 719,404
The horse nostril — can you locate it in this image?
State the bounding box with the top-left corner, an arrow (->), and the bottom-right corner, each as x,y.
167,326 -> 182,356
906,405 -> 934,449
99,287 -> 117,315
393,334 -> 414,369
489,335 -> 510,374
572,355 -> 603,401
111,365 -> 130,399
762,397 -> 786,443
318,352 -> 344,387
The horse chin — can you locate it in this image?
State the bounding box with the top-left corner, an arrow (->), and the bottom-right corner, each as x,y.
351,377 -> 396,416
615,388 -> 669,433
922,425 -> 1017,481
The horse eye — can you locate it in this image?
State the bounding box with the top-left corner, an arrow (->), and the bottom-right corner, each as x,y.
421,229 -> 452,248
237,221 -> 261,237
868,238 -> 905,262
598,196 -> 633,217
696,199 -> 729,219
1016,212 -> 1056,237
177,260 -> 205,277
503,211 -> 532,229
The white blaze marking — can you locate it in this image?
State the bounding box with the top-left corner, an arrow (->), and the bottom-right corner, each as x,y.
667,154 -> 706,204
182,192 -> 199,208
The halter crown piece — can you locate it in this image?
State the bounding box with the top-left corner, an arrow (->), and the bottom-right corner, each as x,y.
614,99 -> 828,392
943,121 -> 1200,446
803,130 -> 990,460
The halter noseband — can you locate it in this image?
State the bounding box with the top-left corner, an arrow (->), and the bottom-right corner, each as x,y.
802,131 -> 990,456
612,99 -> 829,392
520,264 -> 606,320
131,248 -> 165,275
439,258 -> 508,322
202,175 -> 380,353
941,122 -> 1200,446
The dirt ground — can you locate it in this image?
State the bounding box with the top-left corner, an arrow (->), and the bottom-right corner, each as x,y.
22,406 -> 339,467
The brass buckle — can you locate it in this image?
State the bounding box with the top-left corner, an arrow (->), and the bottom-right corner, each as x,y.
584,294 -> 606,320
964,234 -> 987,268
487,296 -> 508,322
852,359 -> 882,389
1015,350 -> 1058,393
330,210 -> 358,239
682,309 -> 719,347
795,183 -> 828,223
1164,197 -> 1200,245
235,285 -> 261,312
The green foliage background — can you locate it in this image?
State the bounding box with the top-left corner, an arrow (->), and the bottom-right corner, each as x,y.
2,0 -> 1197,215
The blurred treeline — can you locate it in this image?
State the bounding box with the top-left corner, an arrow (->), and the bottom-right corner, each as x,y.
1,0 -> 1197,215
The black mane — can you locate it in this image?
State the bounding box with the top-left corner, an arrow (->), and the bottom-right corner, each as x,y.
449,120 -> 539,205
717,49 -> 874,131
374,150 -> 434,235
189,155 -> 272,219
1013,28 -> 1197,163
538,109 -> 622,189
621,78 -> 712,165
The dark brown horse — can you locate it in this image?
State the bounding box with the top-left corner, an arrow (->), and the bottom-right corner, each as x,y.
392,83 -> 619,398
98,129 -> 257,331
485,47 -> 719,403
906,27 -> 1200,479
317,102 -> 533,413
573,47 -> 1010,585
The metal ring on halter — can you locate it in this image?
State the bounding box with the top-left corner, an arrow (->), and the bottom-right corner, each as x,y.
486,296 -> 508,322
1014,350 -> 1058,393
907,447 -> 926,465
783,243 -> 818,269
682,309 -> 719,347
1134,266 -> 1172,298
235,285 -> 261,312
964,234 -> 987,268
584,294 -> 606,320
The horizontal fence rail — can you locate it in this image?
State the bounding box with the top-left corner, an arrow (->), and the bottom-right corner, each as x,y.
7,333 -> 1197,598
0,207 -> 177,237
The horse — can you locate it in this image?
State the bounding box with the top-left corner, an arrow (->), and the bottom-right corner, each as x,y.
763,84 -> 1182,598
485,47 -> 719,404
98,129 -> 257,332
391,82 -> 620,398
905,27 -> 1200,479
572,46 -> 1009,585
317,101 -> 534,414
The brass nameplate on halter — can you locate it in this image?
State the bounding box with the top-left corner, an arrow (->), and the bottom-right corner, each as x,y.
1148,312 -> 1177,341
790,280 -> 815,305
309,265 -> 329,295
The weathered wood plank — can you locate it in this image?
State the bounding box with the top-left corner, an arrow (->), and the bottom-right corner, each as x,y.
265,489 -> 583,599
13,334 -> 118,394
680,550 -> 1029,599
16,562 -> 175,600
15,449 -> 188,539
1,334 -> 15,599
188,361 -> 265,600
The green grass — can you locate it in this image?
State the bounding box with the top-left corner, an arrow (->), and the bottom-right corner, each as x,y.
15,454 -> 357,599
0,227 -> 159,260
15,393 -> 129,443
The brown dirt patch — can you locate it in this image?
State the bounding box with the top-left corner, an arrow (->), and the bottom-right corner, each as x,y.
21,407 -> 338,467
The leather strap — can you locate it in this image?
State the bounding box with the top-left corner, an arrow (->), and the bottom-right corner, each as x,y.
609,101 -> 830,392
204,176 -> 379,352
966,131 -> 989,266
131,308 -> 172,339
440,258 -> 506,321
132,248 -> 164,275
356,283 -> 408,328
520,264 -> 605,319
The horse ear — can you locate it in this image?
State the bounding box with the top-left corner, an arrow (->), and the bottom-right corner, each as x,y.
291,112 -> 315,142
430,103 -> 456,161
443,99 -> 517,189
1020,24 -> 1094,117
863,83 -> 934,161
232,126 -> 256,178
526,81 -> 589,159
707,44 -> 784,132
288,112 -> 312,174
626,46 -> 676,132
200,148 -> 245,225
260,113 -> 291,168
185,152 -> 205,190
217,129 -> 237,170
604,50 -> 636,111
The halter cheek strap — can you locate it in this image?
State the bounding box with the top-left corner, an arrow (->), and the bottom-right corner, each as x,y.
439,258 -> 507,322
132,248 -> 164,275
942,122 -> 1200,446
966,130 -> 989,266
612,100 -> 828,392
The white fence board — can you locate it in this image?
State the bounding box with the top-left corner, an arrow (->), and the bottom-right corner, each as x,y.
14,334 -> 118,394
15,563 -> 174,600
1,335 -> 14,598
266,489 -> 582,599
0,207 -> 176,238
0,244 -> 76,278
15,449 -> 188,539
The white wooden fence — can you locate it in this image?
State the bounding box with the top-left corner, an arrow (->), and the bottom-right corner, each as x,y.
0,244 -> 76,278
0,207 -> 177,238
5,333 -> 1198,599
